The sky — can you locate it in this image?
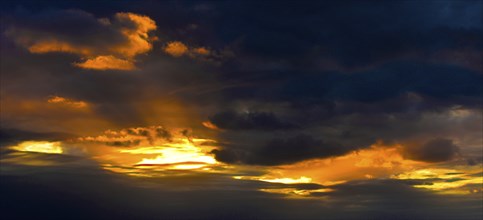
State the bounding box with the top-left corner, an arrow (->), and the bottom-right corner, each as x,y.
0,0 -> 482,219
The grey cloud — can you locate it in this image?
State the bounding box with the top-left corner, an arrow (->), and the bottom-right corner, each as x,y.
209,110 -> 298,131
403,138 -> 461,162
213,134 -> 360,166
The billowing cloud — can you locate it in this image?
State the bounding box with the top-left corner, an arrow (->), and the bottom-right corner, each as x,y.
6,10 -> 157,70
163,41 -> 189,57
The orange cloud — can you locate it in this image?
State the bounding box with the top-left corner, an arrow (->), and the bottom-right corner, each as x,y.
112,12 -> 157,58
162,40 -> 233,65
163,41 -> 189,57
28,40 -> 92,55
243,143 -> 426,186
74,55 -> 136,70
163,41 -> 221,58
47,96 -> 88,109
202,121 -> 220,130
192,47 -> 210,55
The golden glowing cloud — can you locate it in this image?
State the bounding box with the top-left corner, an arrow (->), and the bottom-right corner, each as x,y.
240,144 -> 425,188
202,121 -> 220,130
48,96 -> 88,108
112,12 -> 157,58
163,41 -> 219,61
28,40 -> 92,55
11,141 -> 63,154
163,41 -> 189,57
127,139 -> 217,167
78,126 -> 221,175
75,55 -> 136,70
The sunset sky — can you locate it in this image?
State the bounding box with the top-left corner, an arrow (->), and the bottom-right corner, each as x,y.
1,1 -> 482,219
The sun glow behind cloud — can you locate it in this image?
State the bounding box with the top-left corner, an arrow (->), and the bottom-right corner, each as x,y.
124,139 -> 218,169
77,126 -> 221,176
10,141 -> 63,154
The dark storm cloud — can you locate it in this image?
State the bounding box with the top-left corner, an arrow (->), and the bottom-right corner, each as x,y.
222,63 -> 482,108
210,62 -> 482,166
403,138 -> 461,163
197,0 -> 481,77
0,0 -> 481,167
208,110 -> 297,131
213,134 -> 360,165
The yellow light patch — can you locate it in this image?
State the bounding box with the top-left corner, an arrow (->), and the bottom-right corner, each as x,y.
133,141 -> 217,171
11,141 -> 63,154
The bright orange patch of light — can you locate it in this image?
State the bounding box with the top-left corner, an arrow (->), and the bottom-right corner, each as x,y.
11,141 -> 63,154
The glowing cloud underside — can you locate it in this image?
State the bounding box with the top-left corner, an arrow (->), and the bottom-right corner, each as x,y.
74,55 -> 136,70
124,139 -> 217,170
11,141 -> 63,154
392,168 -> 483,194
82,126 -> 220,174
48,96 -> 88,108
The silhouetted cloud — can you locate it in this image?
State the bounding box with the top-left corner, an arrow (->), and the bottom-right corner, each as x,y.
403,138 -> 460,162
213,134 -> 361,165
208,110 -> 297,131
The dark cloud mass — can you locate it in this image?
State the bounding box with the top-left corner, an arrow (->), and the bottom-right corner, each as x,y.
1,0 -> 482,219
403,138 -> 461,162
213,134 -> 357,165
209,110 -> 297,131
